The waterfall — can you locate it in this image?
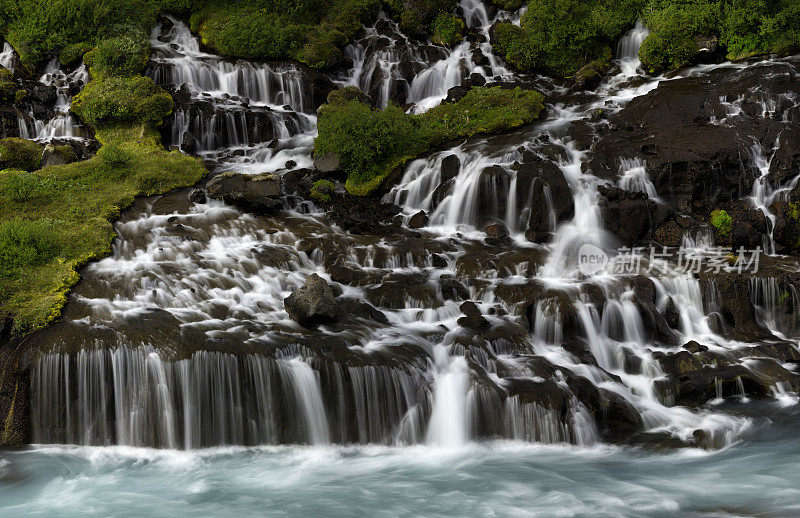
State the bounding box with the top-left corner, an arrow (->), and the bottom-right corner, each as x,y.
616,20 -> 649,77
282,358 -> 331,445
0,42 -> 14,71
618,158 -> 659,199
426,354 -> 470,447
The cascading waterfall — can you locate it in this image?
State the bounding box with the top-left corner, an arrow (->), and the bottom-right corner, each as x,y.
26,14 -> 799,455
0,42 -> 14,70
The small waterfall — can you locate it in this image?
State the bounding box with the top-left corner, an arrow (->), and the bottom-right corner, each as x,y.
33,61 -> 88,141
750,277 -> 799,338
150,17 -> 312,112
426,354 -> 470,447
618,158 -> 658,199
0,42 -> 14,71
616,20 -> 649,77
282,358 -> 331,445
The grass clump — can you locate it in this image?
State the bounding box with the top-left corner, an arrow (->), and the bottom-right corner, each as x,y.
0,137 -> 43,171
0,126 -> 206,333
315,86 -> 545,195
710,209 -> 733,237
491,0 -> 644,77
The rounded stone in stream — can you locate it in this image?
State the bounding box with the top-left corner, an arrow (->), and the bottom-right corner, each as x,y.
440,154 -> 461,183
206,172 -> 283,213
284,273 -> 338,326
458,300 -> 489,329
408,210 -> 429,229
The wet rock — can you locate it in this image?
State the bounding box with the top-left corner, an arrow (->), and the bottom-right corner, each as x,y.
484,222 -> 509,239
180,131 -> 197,153
206,172 -> 283,213
188,188 -> 206,204
440,276 -> 469,301
516,160 -> 574,235
328,259 -> 380,287
566,375 -> 645,441
458,301 -> 489,329
440,153 -> 461,183
366,273 -> 437,309
598,186 -> 672,246
408,210 -> 429,229
329,197 -> 402,234
40,144 -> 77,167
313,153 -> 341,173
699,273 -> 772,340
431,253 -> 448,268
337,298 -> 389,325
284,274 -> 338,326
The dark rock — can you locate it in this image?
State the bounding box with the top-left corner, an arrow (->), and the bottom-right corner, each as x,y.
284,274 -> 338,326
408,210 -> 429,229
313,154 -> 341,173
206,172 -> 283,213
188,188 -> 206,204
440,153 -> 461,183
440,276 -> 469,301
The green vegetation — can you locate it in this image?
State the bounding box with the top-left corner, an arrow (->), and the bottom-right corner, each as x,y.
491,0 -> 644,77
431,13 -> 464,47
315,86 -> 545,195
0,137 -> 42,171
0,0 -> 162,73
88,33 -> 150,77
391,0 -> 459,38
310,179 -> 335,202
640,0 -> 800,73
710,209 -> 733,237
71,76 -> 173,127
0,126 -> 206,333
191,0 -> 381,70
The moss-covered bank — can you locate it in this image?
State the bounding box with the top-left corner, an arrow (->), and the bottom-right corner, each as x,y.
315,86 -> 545,195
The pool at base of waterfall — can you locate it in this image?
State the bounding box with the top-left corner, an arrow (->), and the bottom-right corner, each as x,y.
1,402 -> 799,517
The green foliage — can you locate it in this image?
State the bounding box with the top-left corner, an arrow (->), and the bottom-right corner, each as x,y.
71,76 -> 173,127
91,33 -> 150,77
395,0 -> 459,38
488,0 -> 525,10
639,0 -> 800,73
639,1 -> 718,72
0,137 -> 42,171
315,86 -> 545,195
431,13 -> 464,47
58,41 -> 92,66
0,217 -> 60,273
194,0 -> 380,69
710,209 -> 733,236
0,0 -> 161,71
310,179 -> 335,202
491,0 -> 644,77
0,125 -> 206,333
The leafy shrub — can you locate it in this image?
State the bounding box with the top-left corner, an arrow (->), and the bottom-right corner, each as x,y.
0,0 -> 160,71
71,76 -> 173,127
90,33 -> 150,77
491,0 -> 644,77
58,41 -> 93,66
0,138 -> 42,171
395,0 -> 458,37
431,13 -> 464,47
639,1 -> 718,72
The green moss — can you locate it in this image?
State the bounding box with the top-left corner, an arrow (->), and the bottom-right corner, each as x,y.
310,179 -> 335,202
315,86 -> 545,195
395,0 -> 459,38
0,138 -> 43,171
71,76 -> 173,127
58,42 -> 93,67
491,0 -> 644,77
431,13 -> 464,47
0,125 -> 206,333
710,209 -> 733,237
91,34 -> 150,77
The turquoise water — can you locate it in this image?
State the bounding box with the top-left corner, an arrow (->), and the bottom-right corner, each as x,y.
1,403 -> 798,517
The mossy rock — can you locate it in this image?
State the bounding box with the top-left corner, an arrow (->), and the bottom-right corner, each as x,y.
91,34 -> 150,77
310,179 -> 335,202
71,76 -> 173,127
59,42 -> 94,67
431,14 -> 465,47
0,138 -> 43,172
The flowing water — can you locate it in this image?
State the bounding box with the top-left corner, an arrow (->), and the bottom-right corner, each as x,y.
3,5 -> 800,516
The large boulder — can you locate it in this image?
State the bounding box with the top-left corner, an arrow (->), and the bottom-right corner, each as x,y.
206,171 -> 283,212
284,274 -> 339,326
